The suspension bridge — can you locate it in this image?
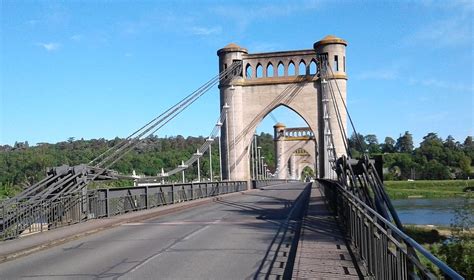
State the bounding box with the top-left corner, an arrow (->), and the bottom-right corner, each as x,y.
0,35 -> 463,279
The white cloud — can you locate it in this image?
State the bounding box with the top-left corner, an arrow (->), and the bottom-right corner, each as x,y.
25,19 -> 39,26
36,42 -> 61,52
408,78 -> 474,92
355,69 -> 398,81
190,26 -> 222,36
70,34 -> 83,42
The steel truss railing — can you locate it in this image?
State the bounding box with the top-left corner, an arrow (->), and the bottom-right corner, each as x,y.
0,181 -> 247,241
319,180 -> 463,280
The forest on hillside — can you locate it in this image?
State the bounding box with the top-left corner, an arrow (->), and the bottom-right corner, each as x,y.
1,132 -> 473,197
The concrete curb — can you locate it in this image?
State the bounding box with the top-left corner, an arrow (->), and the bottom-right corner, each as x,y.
0,190 -> 255,264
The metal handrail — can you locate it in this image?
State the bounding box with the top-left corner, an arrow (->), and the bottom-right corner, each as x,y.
320,179 -> 463,279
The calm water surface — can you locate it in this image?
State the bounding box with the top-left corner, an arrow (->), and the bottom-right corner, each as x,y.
392,197 -> 473,226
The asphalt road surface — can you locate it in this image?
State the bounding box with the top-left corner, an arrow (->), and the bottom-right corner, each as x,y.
0,182 -> 309,280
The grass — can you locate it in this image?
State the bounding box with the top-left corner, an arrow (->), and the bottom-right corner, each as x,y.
384,180 -> 474,199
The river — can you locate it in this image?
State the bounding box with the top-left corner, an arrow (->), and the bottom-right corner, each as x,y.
392,197 -> 473,226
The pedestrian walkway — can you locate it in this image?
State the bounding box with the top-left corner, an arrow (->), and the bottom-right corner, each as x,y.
292,186 -> 362,279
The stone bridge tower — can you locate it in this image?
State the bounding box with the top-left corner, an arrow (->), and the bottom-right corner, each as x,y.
218,35 -> 347,181
274,123 -> 317,179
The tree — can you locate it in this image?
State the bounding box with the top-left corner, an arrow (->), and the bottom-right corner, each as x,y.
364,134 -> 381,154
384,153 -> 416,180
421,160 -> 450,180
417,133 -> 444,162
395,131 -> 414,153
463,136 -> 474,162
381,137 -> 396,153
459,155 -> 472,177
348,132 -> 367,157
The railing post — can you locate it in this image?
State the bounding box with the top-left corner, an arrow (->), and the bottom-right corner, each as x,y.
171,184 -> 175,204
105,189 -> 110,218
1,204 -> 5,240
145,186 -> 149,209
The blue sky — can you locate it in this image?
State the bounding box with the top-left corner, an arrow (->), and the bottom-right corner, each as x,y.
1,0 -> 472,146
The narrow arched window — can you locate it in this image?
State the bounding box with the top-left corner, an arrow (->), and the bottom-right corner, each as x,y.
298,61 -> 306,75
267,63 -> 274,77
277,62 -> 284,77
256,64 -> 263,78
288,61 -> 295,76
309,60 -> 317,75
245,64 -> 252,79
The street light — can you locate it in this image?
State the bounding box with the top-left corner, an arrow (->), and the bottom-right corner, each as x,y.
260,156 -> 265,180
257,146 -> 262,179
253,134 -> 258,180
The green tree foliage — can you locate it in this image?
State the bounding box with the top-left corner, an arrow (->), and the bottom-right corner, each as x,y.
1,131 -> 473,196
0,133 -> 276,197
301,166 -> 315,181
381,137 -> 396,153
348,132 -> 367,157
438,195 -> 474,279
344,131 -> 473,180
395,131 -> 414,153
364,134 -> 381,154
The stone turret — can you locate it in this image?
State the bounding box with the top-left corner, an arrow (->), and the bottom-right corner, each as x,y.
314,35 -> 348,178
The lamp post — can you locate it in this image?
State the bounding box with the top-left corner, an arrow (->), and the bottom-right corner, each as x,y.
206,138 -> 214,182
260,156 -> 265,180
257,146 -> 262,180
194,149 -> 203,182
216,120 -> 223,181
251,135 -> 255,179
253,134 -> 258,180
178,161 -> 188,183
223,103 -> 230,180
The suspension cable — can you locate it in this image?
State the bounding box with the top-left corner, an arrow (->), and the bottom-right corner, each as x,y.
326,63 -> 365,155
93,62 -> 242,169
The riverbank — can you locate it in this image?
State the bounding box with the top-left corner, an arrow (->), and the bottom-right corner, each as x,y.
384,180 -> 473,199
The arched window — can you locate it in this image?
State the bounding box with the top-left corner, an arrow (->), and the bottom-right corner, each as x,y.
298,61 -> 306,75
245,63 -> 252,79
288,61 -> 295,76
266,62 -> 274,77
309,60 -> 317,75
256,63 -> 263,78
277,62 -> 284,77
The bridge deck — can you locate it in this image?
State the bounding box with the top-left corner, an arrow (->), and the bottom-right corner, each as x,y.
293,186 -> 362,279
0,183 -> 362,279
0,183 -> 305,279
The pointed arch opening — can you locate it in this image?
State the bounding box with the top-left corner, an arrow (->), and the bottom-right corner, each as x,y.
309,59 -> 317,75
298,61 -> 306,75
245,63 -> 253,79
277,62 -> 284,77
266,62 -> 274,77
288,61 -> 295,76
256,63 -> 263,78
247,104 -> 317,180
